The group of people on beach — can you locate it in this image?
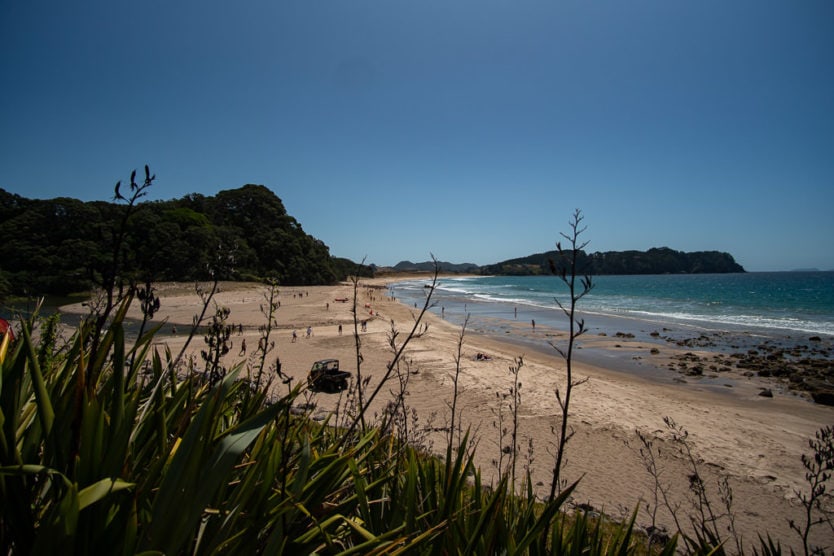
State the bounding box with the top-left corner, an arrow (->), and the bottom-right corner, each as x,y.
289,326 -> 314,341
281,290 -> 380,346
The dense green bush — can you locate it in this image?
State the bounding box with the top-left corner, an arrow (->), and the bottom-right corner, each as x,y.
0,184 -> 345,296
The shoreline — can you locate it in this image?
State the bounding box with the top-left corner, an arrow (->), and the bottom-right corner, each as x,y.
387,276 -> 834,402
56,279 -> 834,550
388,273 -> 834,341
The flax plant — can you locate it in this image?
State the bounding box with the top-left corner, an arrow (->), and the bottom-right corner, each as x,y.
548,209 -> 593,502
507,356 -> 524,490
252,277 -> 281,393
791,425 -> 834,556
85,165 -> 155,376
339,261 -> 439,447
449,314 -> 470,453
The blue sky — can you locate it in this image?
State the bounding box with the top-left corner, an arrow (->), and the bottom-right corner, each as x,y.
2,1 -> 832,272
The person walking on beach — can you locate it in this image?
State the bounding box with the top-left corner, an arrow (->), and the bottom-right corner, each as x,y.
292,329 -> 297,343
306,326 -> 313,338
531,319 -> 535,331
338,324 -> 343,335
239,339 -> 246,356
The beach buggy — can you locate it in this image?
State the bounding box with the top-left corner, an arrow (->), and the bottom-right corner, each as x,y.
307,359 -> 351,393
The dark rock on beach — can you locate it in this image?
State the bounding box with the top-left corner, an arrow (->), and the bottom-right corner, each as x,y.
811,390 -> 834,406
668,335 -> 834,405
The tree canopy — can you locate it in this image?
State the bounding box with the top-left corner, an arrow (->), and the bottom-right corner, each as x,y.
0,185 -> 361,296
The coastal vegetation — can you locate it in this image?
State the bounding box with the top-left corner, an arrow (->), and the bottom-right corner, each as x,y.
1,181 -> 659,552
0,184 -> 360,298
2,170 -> 830,554
3,260 -> 832,555
3,274 -> 833,554
0,289 -> 659,554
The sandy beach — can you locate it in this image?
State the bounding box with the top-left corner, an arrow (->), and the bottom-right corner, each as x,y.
60,278 -> 834,551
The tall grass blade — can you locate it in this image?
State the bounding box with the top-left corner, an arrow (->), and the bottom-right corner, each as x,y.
77,477 -> 134,510
21,321 -> 54,437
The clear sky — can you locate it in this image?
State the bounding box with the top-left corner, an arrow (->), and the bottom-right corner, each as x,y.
2,1 -> 832,272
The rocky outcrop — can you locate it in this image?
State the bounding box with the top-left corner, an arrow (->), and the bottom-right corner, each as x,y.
667,335 -> 834,405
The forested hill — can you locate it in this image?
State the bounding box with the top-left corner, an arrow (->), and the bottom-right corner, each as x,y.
480,247 -> 745,276
0,185 -> 364,296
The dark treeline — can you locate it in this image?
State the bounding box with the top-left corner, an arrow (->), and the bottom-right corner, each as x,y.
480,246 -> 745,276
0,185 -> 369,297
387,247 -> 745,276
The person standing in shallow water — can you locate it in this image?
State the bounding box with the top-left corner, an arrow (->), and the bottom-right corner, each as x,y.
531,319 -> 535,331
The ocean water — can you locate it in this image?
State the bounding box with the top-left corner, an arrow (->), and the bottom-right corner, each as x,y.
389,272 -> 834,341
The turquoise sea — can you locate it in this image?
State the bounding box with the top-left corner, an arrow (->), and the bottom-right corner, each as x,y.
390,272 -> 834,347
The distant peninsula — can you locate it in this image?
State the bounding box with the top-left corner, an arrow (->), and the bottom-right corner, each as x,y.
386,247 -> 745,276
